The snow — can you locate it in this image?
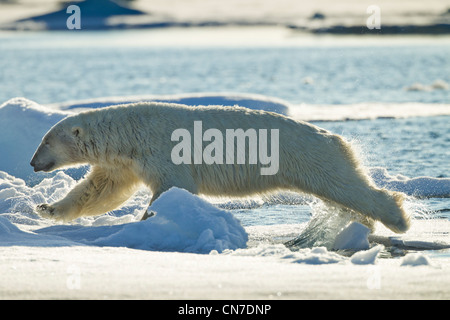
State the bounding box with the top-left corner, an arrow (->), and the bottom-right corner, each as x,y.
0,186 -> 247,253
287,247 -> 346,265
370,167 -> 450,198
0,94 -> 449,299
333,222 -> 371,250
401,253 -> 432,267
33,187 -> 247,253
350,245 -> 384,265
0,98 -> 68,180
1,241 -> 448,299
289,102 -> 450,122
1,0 -> 449,32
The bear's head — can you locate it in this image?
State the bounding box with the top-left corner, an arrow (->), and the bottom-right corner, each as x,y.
30,116 -> 86,172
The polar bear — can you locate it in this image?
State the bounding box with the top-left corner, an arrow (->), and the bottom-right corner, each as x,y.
30,102 -> 410,233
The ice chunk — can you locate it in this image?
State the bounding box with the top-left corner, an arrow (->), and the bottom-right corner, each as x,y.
400,253 -> 431,267
333,222 -> 370,250
350,244 -> 384,265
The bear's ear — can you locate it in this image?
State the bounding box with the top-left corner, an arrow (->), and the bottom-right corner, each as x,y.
71,126 -> 83,138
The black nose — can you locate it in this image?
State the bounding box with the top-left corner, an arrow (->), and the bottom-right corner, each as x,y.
30,160 -> 35,167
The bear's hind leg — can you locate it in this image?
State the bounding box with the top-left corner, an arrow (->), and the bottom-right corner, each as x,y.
139,175 -> 199,221
36,166 -> 140,221
292,134 -> 410,233
301,165 -> 410,233
140,189 -> 166,221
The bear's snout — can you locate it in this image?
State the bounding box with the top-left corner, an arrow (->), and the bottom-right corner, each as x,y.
30,160 -> 55,172
30,158 -> 40,172
30,155 -> 55,172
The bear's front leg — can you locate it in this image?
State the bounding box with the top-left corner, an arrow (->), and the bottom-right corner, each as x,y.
35,201 -> 79,221
35,176 -> 94,221
36,166 -> 139,222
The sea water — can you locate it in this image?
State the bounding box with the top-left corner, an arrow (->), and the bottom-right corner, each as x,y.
0,30 -> 449,255
1,31 -> 449,105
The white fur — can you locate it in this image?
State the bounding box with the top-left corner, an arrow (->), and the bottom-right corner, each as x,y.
31,102 -> 410,233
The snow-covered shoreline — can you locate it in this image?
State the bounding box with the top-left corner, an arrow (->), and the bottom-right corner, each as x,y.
1,240 -> 449,299
1,0 -> 449,34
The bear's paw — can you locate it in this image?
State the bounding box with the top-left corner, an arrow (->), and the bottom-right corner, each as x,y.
35,203 -> 56,219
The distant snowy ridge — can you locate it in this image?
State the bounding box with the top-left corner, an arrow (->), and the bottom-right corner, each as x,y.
2,0 -> 449,34
290,102 -> 450,122
51,92 -> 291,115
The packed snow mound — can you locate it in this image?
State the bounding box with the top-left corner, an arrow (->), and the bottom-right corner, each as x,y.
0,187 -> 248,253
350,244 -> 384,265
333,222 -> 370,250
0,98 -> 69,181
401,253 -> 432,267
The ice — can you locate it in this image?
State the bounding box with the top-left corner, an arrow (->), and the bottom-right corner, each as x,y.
287,247 -> 346,265
350,245 -> 384,265
228,243 -> 292,257
289,102 -> 450,122
405,79 -> 449,92
333,222 -> 370,250
0,170 -> 76,219
401,253 -> 432,267
370,167 -> 450,198
0,98 -> 69,180
0,216 -> 78,247
228,243 -> 346,265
